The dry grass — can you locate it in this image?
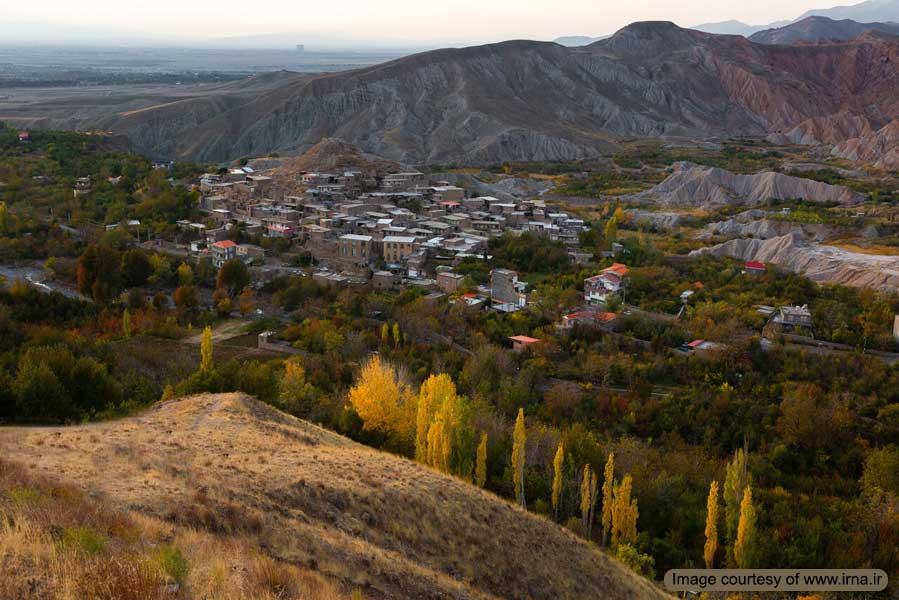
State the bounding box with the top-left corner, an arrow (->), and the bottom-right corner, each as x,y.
0,458 -> 347,600
0,393 -> 669,600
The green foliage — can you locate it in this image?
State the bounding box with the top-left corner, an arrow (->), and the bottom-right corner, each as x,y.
153,545 -> 190,585
61,526 -> 105,555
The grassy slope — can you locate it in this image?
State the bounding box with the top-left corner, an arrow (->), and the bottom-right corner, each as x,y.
0,393 -> 669,600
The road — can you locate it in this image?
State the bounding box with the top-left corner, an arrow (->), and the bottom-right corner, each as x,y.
0,262 -> 87,301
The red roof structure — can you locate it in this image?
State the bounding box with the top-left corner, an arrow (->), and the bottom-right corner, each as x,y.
212,240 -> 237,249
745,261 -> 765,271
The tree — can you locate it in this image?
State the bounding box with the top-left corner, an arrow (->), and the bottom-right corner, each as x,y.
601,452 -> 615,546
380,323 -> 389,345
580,464 -> 599,539
552,442 -> 565,521
475,433 -> 488,488
173,285 -> 198,313
200,326 -> 213,372
421,375 -> 472,477
346,356 -> 416,446
77,243 -> 121,303
392,322 -> 401,348
733,486 -> 757,568
238,287 -> 257,316
0,201 -> 7,234
122,309 -> 132,338
604,217 -> 619,249
14,360 -> 71,423
177,263 -> 194,286
704,480 -> 720,568
278,359 -> 317,417
160,384 -> 176,402
512,408 -> 526,508
611,474 -> 638,548
217,259 -> 250,298
724,446 -> 751,549
121,248 -> 152,288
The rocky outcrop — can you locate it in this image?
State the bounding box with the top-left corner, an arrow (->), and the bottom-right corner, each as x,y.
768,110 -> 875,146
634,163 -> 865,208
692,232 -> 899,290
697,217 -> 832,241
432,172 -> 555,201
831,120 -> 899,169
6,21 -> 899,163
626,210 -> 684,230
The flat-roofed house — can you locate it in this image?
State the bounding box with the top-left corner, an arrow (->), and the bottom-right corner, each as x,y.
211,240 -> 238,268
338,234 -> 374,265
383,235 -> 417,263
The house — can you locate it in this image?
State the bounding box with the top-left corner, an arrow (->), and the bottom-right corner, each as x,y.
436,271 -> 465,294
510,335 -> 540,353
372,270 -> 398,290
382,235 -> 417,263
490,269 -> 527,311
679,339 -> 724,353
585,263 -> 629,304
745,261 -> 766,276
211,240 -> 238,268
770,305 -> 814,336
17,131 -> 29,143
237,244 -> 265,264
561,311 -> 618,330
338,234 -> 373,265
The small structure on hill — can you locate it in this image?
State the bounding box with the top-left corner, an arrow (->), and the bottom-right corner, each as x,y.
509,335 -> 540,353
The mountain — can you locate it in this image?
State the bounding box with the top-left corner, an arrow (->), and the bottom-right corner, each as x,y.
689,20 -> 781,36
831,119 -> 899,168
632,162 -> 865,209
749,16 -> 899,44
797,0 -> 899,23
0,393 -> 669,600
5,21 -> 899,165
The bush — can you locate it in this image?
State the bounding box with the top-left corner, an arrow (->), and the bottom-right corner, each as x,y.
153,545 -> 190,585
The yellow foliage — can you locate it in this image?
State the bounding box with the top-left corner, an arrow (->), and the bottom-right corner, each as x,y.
704,480 -> 720,568
579,464 -> 598,539
551,442 -> 564,520
734,486 -> 757,568
512,408 -> 526,508
475,433 -> 487,488
200,326 -> 213,372
346,356 -> 416,443
611,474 -> 638,548
601,452 -> 615,545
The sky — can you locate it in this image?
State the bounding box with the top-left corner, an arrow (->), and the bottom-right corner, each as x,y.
0,0 -> 850,47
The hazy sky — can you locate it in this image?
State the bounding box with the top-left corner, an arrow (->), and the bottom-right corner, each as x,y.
0,0 -> 843,46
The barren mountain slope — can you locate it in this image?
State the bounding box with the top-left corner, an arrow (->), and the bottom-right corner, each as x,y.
0,393 -> 668,600
633,162 -> 865,208
5,22 -> 899,164
748,16 -> 899,44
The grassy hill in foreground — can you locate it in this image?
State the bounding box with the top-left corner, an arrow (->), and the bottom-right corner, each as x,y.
0,393 -> 669,600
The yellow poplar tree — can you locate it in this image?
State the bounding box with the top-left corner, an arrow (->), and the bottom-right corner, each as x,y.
579,464 -> 599,539
475,433 -> 488,488
734,486 -> 757,569
552,442 -> 565,521
724,446 -> 751,549
601,452 -> 615,546
122,309 -> 132,338
200,325 -> 213,372
392,323 -> 401,348
380,323 -> 389,345
611,474 -> 638,548
512,408 -> 526,508
347,356 -> 415,444
704,480 -> 720,568
416,374 -> 456,462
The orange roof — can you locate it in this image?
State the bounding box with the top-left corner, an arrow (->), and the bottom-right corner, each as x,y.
693,281 -> 704,289
509,335 -> 540,344
687,339 -> 705,348
602,263 -> 629,277
564,311 -> 617,323
213,240 -> 237,248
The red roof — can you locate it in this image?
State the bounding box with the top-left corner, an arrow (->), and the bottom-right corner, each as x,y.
462,292 -> 478,299
693,281 -> 704,289
564,311 -> 617,323
602,263 -> 629,277
745,261 -> 765,270
509,335 -> 540,344
439,201 -> 460,206
213,240 -> 237,249
687,339 -> 705,348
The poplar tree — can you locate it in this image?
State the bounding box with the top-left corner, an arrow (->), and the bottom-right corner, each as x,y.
724,445 -> 751,549
0,201 -> 7,233
392,323 -> 401,348
122,309 -> 132,338
601,452 -> 615,546
380,323 -> 389,345
551,442 -> 565,521
704,480 -> 720,568
611,474 -> 638,548
734,486 -> 757,569
512,408 -> 526,508
475,433 -> 488,488
200,326 -> 213,372
579,464 -> 598,539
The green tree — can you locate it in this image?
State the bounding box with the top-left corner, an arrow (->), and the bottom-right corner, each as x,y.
216,259 -> 250,297
77,244 -> 122,303
121,248 -> 152,288
724,446 -> 750,549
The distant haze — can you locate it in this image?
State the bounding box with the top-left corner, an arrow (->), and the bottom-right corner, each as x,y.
1,0 -> 850,48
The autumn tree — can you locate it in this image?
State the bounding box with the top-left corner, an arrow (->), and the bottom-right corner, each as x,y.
347,356 -> 416,447
177,263 -> 194,286
380,323 -> 389,345
734,486 -> 757,568
475,433 -> 487,488
392,322 -> 401,348
552,442 -> 565,521
580,464 -> 599,539
724,445 -> 751,551
238,287 -> 257,316
77,243 -> 122,303
704,480 -> 720,568
611,474 -> 638,548
601,452 -> 615,546
604,217 -> 618,249
0,201 -> 7,234
512,408 -> 526,508
420,375 -> 473,477
278,359 -> 317,417
200,326 -> 213,372
216,259 -> 250,297
122,309 -> 132,338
